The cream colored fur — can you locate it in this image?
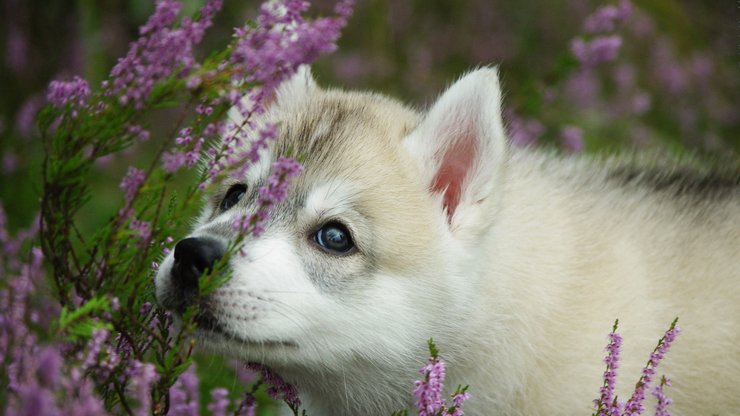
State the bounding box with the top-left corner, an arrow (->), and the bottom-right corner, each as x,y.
155,67 -> 740,415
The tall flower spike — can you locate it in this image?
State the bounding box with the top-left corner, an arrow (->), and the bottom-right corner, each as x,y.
623,319 -> 681,415
246,362 -> 301,410
107,0 -> 223,109
594,320 -> 623,416
414,340 -> 447,416
47,76 -> 91,109
169,364 -> 199,416
652,376 -> 674,416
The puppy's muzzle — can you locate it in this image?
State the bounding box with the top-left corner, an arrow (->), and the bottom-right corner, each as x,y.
168,237 -> 224,313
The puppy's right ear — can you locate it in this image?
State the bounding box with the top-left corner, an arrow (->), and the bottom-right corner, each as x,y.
403,67 -> 508,239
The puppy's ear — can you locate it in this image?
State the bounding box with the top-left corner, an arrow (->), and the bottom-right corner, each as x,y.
403,67 -> 508,237
274,65 -> 318,103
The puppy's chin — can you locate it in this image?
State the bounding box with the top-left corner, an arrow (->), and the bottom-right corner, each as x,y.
189,316 -> 299,363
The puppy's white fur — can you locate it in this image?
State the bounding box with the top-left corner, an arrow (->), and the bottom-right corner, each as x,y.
156,67 -> 740,415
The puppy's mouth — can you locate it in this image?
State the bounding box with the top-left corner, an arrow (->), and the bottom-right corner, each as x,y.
193,308 -> 298,348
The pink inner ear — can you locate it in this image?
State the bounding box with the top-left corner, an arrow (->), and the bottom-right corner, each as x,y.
431,134 -> 476,222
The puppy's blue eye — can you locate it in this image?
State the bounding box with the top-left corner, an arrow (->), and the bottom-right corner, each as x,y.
314,222 -> 354,254
221,184 -> 246,211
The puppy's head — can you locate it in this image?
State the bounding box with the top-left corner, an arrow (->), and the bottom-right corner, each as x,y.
154,67 -> 508,370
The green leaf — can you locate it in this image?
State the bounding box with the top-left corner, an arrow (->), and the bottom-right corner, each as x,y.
427,338 -> 439,359
58,296 -> 111,332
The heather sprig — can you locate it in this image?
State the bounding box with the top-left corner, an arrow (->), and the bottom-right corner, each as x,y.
594,319 -> 623,416
591,319 -> 680,416
570,0 -> 631,68
247,362 -> 303,415
106,0 -> 224,110
47,76 -> 92,110
395,339 -> 471,416
5,0 -> 355,414
623,319 -> 681,416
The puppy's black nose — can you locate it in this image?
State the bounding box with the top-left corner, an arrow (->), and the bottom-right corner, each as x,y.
170,237 -> 224,312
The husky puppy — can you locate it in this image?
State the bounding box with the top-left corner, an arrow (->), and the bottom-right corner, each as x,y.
155,67 -> 740,415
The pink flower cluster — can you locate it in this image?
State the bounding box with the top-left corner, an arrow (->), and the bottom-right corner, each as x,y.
231,0 -> 353,90
414,355 -> 446,415
413,340 -> 470,416
47,76 -> 91,109
651,376 -> 673,416
583,0 -> 632,33
570,0 -> 631,67
163,127 -> 207,173
595,324 -> 624,416
106,0 -> 223,109
247,362 -> 301,410
593,320 -> 681,416
623,323 -> 681,415
0,209 -> 111,415
571,36 -> 623,67
119,166 -> 147,203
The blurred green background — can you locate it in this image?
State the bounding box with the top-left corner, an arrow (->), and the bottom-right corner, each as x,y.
0,0 -> 738,413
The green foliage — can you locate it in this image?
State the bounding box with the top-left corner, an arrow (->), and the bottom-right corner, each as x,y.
57,296 -> 113,340
427,338 -> 440,360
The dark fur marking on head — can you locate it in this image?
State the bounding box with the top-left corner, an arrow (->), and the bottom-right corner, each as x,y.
275,98 -> 364,170
607,165 -> 740,200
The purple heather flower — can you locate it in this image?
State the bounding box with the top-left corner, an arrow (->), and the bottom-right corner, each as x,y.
570,35 -> 623,67
237,393 -> 257,416
594,326 -> 623,416
247,362 -> 301,409
232,360 -> 258,385
47,76 -> 91,109
35,347 -> 63,389
168,365 -> 199,416
207,388 -> 230,416
107,0 -> 223,109
560,125 -> 585,152
12,382 -> 61,416
61,378 -> 108,416
652,376 -> 674,416
127,360 -> 159,416
162,150 -> 189,173
229,0 -> 354,91
506,112 -> 545,147
80,328 -> 110,372
623,322 -> 681,415
126,124 -> 151,141
583,0 -> 632,33
651,41 -> 690,95
448,388 -> 471,416
564,68 -> 600,108
120,167 -> 147,203
130,219 -> 152,241
414,355 -> 446,416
